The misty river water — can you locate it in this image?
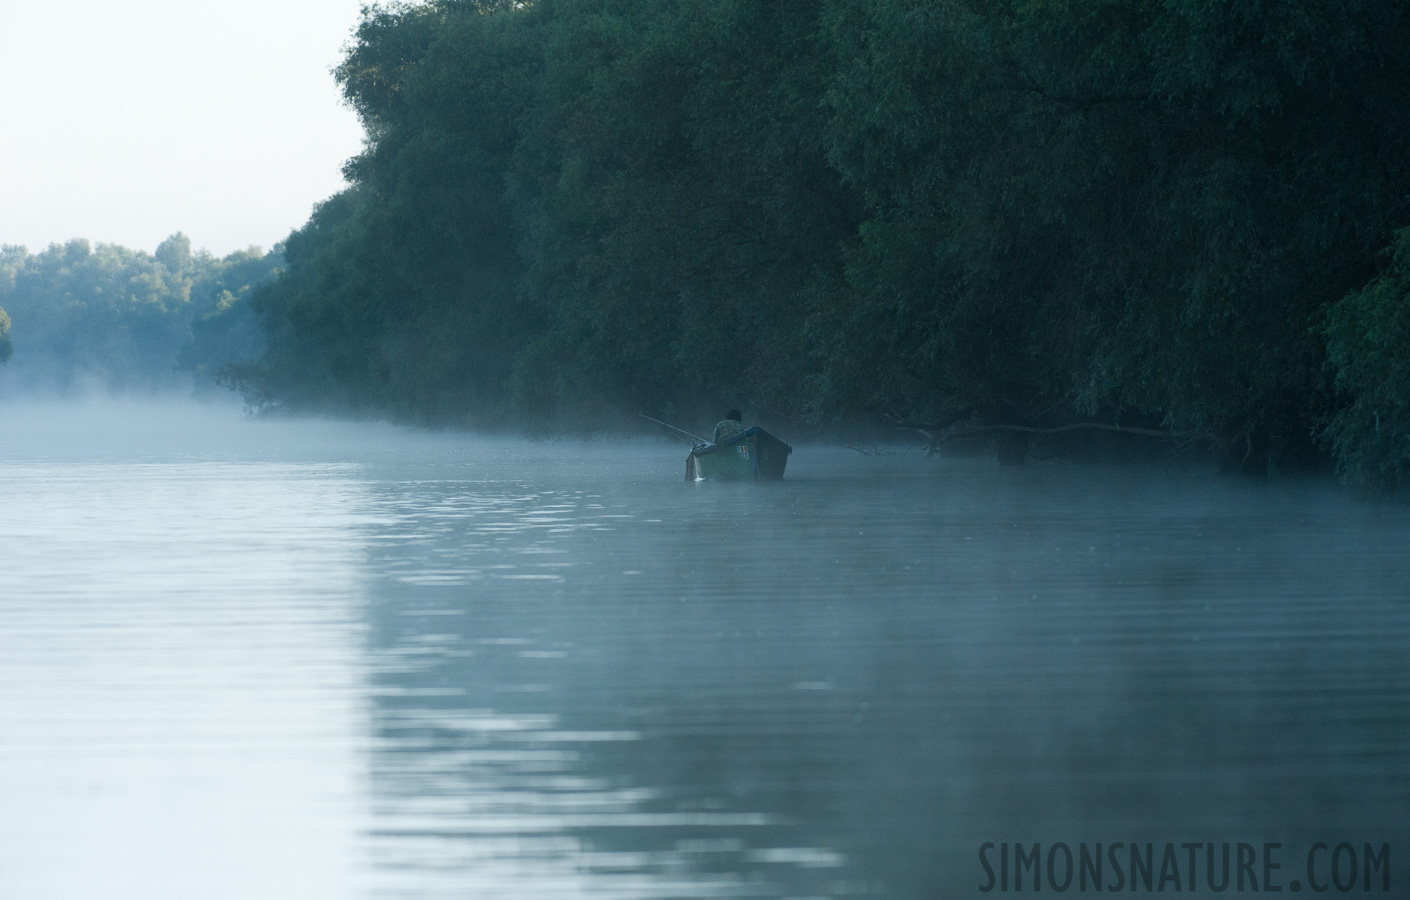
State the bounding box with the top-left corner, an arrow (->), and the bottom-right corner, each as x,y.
1,403 -> 1406,899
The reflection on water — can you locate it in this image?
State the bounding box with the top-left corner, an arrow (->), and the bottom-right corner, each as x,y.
0,460 -> 370,900
1,409 -> 1407,898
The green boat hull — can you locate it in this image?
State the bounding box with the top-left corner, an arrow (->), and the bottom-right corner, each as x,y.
688,427 -> 792,481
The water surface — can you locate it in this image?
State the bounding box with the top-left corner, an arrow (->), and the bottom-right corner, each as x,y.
1,404 -> 1406,898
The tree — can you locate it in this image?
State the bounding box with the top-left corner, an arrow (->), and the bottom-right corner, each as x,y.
225,0 -> 1410,478
155,232 -> 193,273
1324,228 -> 1410,490
510,0 -> 860,425
235,1 -> 548,425
0,238 -> 279,391
816,0 -> 1410,469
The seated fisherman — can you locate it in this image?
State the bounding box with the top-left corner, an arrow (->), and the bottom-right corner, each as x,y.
713,409 -> 746,443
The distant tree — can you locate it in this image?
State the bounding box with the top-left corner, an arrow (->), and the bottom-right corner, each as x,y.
179,246 -> 281,383
0,238 -> 279,392
155,232 -> 193,274
0,307 -> 12,365
0,245 -> 16,366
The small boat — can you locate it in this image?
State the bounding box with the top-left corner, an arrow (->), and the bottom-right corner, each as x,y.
687,427 -> 793,481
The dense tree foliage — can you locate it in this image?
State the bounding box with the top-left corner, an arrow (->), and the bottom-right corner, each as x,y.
816,0 -> 1410,475
232,0 -> 862,429
0,236 -> 278,393
1324,228 -> 1410,489
510,0 -> 860,424
222,0 -> 1410,483
228,3 -> 542,425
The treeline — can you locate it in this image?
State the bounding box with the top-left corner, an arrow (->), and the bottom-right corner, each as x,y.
217,1 -> 1410,485
0,235 -> 276,393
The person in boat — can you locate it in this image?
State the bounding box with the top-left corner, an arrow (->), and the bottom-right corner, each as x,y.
713,409 -> 746,443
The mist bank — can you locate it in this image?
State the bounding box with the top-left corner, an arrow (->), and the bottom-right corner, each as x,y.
8,1 -> 1410,488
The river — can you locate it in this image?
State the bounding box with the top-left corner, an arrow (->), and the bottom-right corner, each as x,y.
1,402 -> 1406,898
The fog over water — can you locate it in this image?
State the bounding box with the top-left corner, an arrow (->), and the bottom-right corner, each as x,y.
1,401 -> 1406,899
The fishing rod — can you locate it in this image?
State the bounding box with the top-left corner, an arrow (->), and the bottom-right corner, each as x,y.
637,414 -> 709,446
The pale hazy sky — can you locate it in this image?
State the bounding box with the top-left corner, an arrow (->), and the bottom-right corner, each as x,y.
0,0 -> 371,257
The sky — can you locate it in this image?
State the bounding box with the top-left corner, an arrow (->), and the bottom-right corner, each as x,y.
0,0 -> 371,258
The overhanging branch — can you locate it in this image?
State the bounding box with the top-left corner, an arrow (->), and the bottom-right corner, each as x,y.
884,413 -> 1216,457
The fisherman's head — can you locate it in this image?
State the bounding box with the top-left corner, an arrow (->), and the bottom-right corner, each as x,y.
725,409 -> 742,422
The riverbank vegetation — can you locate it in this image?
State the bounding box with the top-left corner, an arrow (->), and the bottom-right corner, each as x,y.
8,0 -> 1410,488
0,235 -> 276,392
